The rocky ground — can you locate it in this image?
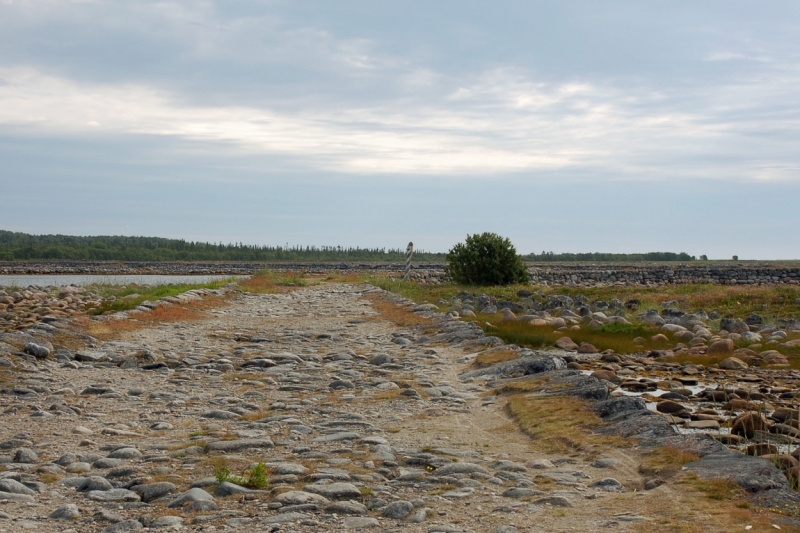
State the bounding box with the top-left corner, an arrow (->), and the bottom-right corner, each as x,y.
1,282 -> 799,532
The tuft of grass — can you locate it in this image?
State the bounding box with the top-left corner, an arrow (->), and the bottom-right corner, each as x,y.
213,459 -> 269,490
506,394 -> 629,453
640,446 -> 700,477
362,293 -> 432,327
90,279 -> 232,315
238,270 -> 311,293
84,296 -> 230,340
474,350 -> 520,367
681,473 -> 746,501
428,484 -> 457,495
478,318 -> 657,355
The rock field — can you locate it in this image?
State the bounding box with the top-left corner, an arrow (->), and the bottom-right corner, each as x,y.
1,281 -> 800,532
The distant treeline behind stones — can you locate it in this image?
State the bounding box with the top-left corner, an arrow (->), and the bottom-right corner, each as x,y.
0,230 -> 696,263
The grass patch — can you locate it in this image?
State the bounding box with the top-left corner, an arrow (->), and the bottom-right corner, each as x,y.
362,293 -> 432,327
89,279 -> 233,315
640,446 -> 700,477
474,349 -> 520,367
83,296 -> 229,340
681,473 -> 746,501
428,484 -> 457,495
506,394 -> 629,453
479,318 -> 658,354
238,270 -> 313,293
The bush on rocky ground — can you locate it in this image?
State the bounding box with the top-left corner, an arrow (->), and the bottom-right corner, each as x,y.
445,233 -> 529,286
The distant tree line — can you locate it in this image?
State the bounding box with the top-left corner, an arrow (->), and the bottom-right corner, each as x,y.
0,231 -> 445,262
522,251 -> 696,262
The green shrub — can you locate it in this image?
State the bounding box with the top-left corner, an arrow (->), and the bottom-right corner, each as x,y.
213,460 -> 270,489
445,233 -> 529,286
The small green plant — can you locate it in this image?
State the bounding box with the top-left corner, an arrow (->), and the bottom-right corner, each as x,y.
445,232 -> 529,286
214,460 -> 269,489
213,463 -> 231,484
245,462 -> 269,489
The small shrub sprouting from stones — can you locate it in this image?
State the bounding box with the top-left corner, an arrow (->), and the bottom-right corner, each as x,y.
445,232 -> 529,286
214,461 -> 269,489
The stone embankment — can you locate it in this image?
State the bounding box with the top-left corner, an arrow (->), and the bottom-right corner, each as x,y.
1,282 -> 800,531
3,261 -> 800,286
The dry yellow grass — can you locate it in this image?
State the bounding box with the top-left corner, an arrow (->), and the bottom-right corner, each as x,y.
640,446 -> 700,477
82,296 -> 230,340
361,293 -> 432,327
238,271 -> 313,294
506,394 -> 630,453
474,349 -> 520,367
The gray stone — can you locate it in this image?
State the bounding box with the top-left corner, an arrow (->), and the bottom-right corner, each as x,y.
78,476 -> 113,492
593,458 -> 620,469
312,432 -> 360,443
49,504 -> 81,520
273,490 -> 329,505
215,481 -> 265,497
0,478 -> 36,496
262,512 -> 308,524
93,458 -> 124,469
589,478 -> 626,492
101,520 -> 143,533
344,517 -> 380,529
495,527 -> 520,533
201,410 -> 240,420
435,462 -> 487,475
368,354 -> 390,366
532,496 -> 572,507
0,491 -> 34,503
324,501 -> 368,515
131,482 -> 176,502
205,438 -> 274,452
382,500 -> 414,519
14,447 -> 38,464
24,342 -> 50,359
85,488 -> 141,502
303,482 -> 362,500
272,463 -> 308,475
409,508 -> 430,523
685,450 -> 789,494
167,487 -> 215,508
502,487 -> 544,498
185,499 -> 218,512
107,447 -> 142,459
150,516 -> 184,528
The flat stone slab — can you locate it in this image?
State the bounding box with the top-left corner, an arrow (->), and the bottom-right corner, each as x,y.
312,432 -> 360,443
204,438 -> 274,452
344,517 -> 380,529
303,482 -> 362,500
262,512 -> 309,524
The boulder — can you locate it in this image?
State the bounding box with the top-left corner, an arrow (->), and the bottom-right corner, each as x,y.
718,356 -> 747,370
707,339 -> 734,355
732,412 -> 772,439
555,337 -> 579,351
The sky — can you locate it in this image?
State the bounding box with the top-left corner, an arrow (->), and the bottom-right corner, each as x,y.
1,1 -> 799,259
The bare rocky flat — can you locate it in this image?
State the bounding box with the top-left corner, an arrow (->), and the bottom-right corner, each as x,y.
0,282 -> 794,532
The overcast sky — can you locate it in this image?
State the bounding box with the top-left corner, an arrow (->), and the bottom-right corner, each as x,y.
1,1 -> 799,258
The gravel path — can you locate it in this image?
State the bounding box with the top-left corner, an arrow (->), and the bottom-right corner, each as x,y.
0,282 -> 735,532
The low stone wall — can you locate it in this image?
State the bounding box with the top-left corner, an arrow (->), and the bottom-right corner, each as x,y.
527,264 -> 800,286
2,261 -> 799,286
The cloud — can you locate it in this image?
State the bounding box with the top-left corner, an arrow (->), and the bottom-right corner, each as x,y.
3,64 -> 786,179
1,2 -> 799,181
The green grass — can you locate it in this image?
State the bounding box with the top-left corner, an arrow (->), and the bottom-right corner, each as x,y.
369,277 -> 800,322
478,316 -> 658,354
89,279 -> 234,315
